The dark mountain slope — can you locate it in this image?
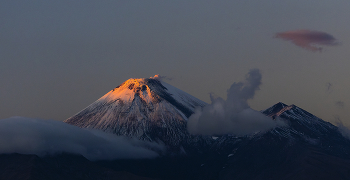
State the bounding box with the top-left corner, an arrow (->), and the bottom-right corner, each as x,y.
0,153 -> 157,180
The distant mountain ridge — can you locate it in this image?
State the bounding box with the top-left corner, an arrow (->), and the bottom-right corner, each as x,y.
263,102 -> 342,143
207,102 -> 350,180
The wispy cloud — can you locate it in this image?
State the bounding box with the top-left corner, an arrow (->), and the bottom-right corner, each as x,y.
335,101 -> 345,109
325,82 -> 333,94
187,69 -> 285,136
0,117 -> 164,161
275,30 -> 339,52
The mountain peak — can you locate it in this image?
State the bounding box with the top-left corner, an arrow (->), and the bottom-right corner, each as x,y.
113,77 -> 161,92
262,102 -> 337,137
64,76 -> 208,150
119,78 -> 147,87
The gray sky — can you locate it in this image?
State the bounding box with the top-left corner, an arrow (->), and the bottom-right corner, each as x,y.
1,0 -> 350,126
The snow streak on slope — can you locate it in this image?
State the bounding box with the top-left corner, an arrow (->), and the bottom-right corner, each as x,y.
64,77 -> 208,149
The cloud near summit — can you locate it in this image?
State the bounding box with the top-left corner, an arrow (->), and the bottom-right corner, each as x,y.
275,29 -> 339,52
187,69 -> 285,136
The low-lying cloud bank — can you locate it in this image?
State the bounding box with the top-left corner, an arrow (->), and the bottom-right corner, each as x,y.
187,69 -> 285,136
0,117 -> 164,160
275,29 -> 339,52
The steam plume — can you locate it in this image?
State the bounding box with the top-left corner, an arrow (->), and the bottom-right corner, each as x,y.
187,69 -> 284,136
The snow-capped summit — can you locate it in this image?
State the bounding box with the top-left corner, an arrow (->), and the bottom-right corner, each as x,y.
258,102 -> 350,158
64,76 -> 209,152
262,102 -> 337,136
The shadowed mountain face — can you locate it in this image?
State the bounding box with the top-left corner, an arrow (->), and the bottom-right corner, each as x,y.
64,77 -> 211,153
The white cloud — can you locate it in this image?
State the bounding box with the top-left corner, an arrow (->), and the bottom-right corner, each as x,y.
187,69 -> 285,136
0,117 -> 164,161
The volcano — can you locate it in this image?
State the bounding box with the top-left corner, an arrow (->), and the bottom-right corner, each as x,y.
64,75 -> 210,152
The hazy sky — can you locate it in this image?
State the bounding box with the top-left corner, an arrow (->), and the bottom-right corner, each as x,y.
1,0 -> 350,126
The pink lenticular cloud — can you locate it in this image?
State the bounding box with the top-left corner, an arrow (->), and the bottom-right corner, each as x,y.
275,30 -> 339,52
